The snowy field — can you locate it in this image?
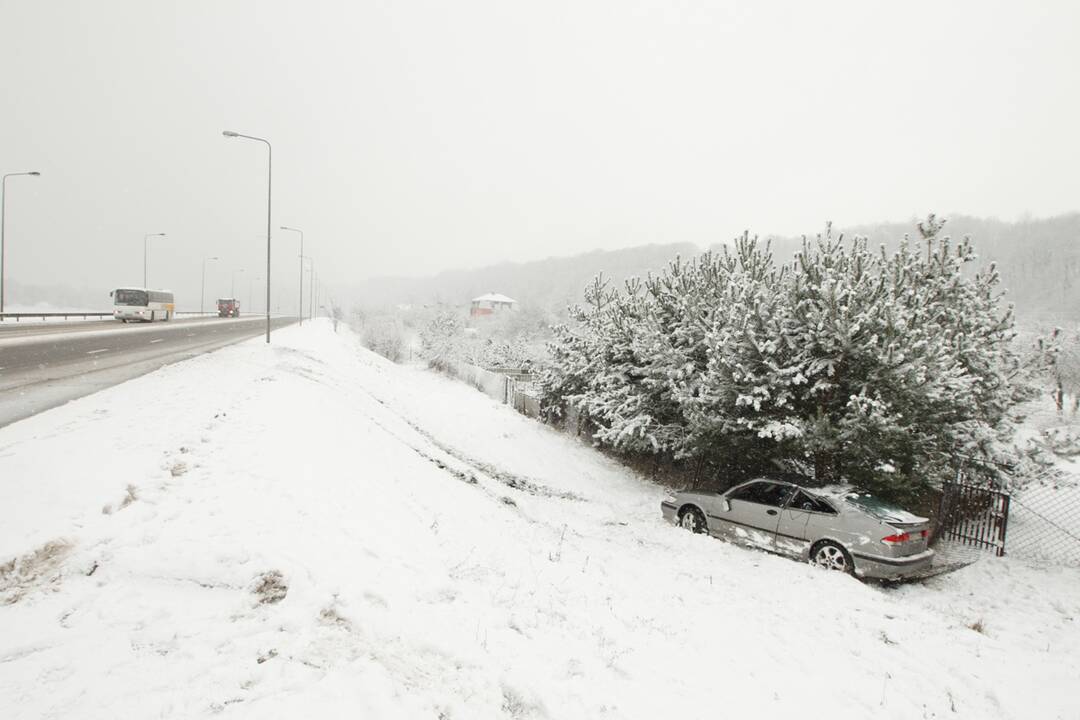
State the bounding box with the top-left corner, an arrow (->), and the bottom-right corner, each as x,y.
0,321 -> 1077,719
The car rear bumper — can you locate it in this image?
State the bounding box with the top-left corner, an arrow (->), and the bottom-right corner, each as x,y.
850,547 -> 935,580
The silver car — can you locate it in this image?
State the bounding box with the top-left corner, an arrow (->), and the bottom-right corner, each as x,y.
661,478 -> 934,580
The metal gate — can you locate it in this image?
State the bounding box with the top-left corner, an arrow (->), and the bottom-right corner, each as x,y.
935,481 -> 1010,556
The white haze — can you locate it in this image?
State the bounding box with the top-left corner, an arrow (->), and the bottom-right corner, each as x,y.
1,0 -> 1078,310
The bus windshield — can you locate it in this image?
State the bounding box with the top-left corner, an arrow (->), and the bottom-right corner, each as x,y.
114,289 -> 148,306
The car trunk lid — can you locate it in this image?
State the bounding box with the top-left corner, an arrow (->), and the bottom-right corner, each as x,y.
882,519 -> 931,555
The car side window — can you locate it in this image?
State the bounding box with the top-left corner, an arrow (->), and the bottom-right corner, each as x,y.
727,482 -> 766,502
789,490 -> 836,514
729,482 -> 794,507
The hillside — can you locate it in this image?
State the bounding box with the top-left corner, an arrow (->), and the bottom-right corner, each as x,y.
349,214 -> 1080,322
725,214 -> 1080,321
348,242 -> 698,311
1,321 -> 1077,717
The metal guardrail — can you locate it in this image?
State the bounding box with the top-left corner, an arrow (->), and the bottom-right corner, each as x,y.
0,311 -> 217,322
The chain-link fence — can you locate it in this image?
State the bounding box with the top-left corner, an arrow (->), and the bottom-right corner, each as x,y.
931,475 -> 1080,568
1005,483 -> 1080,566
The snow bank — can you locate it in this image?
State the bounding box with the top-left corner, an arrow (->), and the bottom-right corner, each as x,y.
0,321 -> 1077,719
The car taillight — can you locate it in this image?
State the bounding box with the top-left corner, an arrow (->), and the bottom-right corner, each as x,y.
876,528 -> 928,546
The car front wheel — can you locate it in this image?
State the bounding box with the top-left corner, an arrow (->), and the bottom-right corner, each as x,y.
678,507 -> 707,534
811,541 -> 853,574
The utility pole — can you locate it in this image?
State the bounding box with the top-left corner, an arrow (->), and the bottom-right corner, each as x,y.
280,226 -> 304,325
232,268 -> 244,298
222,130 -> 272,342
143,232 -> 165,288
1,171 -> 42,313
201,256 -> 218,315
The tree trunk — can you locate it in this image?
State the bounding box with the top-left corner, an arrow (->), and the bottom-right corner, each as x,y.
814,452 -> 837,482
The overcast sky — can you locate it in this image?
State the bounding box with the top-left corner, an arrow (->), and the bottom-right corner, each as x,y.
1,0 -> 1077,308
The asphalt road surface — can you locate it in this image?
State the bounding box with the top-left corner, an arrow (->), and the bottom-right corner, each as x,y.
0,316 -> 296,427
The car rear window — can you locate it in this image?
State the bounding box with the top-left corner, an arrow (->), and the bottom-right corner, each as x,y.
842,492 -> 911,520
789,490 -> 836,514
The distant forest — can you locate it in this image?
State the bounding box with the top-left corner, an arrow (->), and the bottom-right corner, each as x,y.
825,214 -> 1080,321
352,213 -> 1080,323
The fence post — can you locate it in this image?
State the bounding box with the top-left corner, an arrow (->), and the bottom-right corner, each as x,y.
933,481 -> 952,545
998,493 -> 1010,557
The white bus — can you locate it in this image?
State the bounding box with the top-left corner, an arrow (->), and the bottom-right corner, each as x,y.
111,288 -> 176,323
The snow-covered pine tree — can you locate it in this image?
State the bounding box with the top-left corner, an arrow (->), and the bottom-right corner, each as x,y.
539,217 -> 1033,500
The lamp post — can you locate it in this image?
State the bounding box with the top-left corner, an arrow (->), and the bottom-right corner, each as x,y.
200,256 -> 219,315
301,255 -> 314,321
143,232 -> 165,288
249,275 -> 261,314
231,268 -> 244,298
222,130 -> 272,343
279,225 -> 304,325
1,171 -> 41,314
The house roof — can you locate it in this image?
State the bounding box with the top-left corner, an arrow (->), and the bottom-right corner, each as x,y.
471,293 -> 517,304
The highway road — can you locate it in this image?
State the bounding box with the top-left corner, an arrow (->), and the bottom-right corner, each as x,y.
0,316 -> 296,427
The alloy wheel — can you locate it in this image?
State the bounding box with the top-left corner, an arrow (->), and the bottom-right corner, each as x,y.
679,510 -> 703,533
814,544 -> 848,572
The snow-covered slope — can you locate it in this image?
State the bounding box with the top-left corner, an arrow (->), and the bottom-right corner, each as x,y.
0,322 -> 1077,719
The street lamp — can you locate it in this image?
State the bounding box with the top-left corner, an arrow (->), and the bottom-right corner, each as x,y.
1,171 -> 41,314
231,268 -> 245,298
201,256 -> 219,315
279,225 -> 304,325
222,130 -> 272,343
143,232 -> 166,288
249,275 -> 261,314
301,255 -> 314,321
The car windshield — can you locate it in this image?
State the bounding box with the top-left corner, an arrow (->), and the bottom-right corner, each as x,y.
114,289 -> 147,306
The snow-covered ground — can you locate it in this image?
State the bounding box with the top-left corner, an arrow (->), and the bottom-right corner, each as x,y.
1,321 -> 1077,719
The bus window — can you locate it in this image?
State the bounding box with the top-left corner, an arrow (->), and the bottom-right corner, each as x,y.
114,289 -> 148,306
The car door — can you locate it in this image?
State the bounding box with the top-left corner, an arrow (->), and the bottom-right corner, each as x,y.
773,490 -> 818,558
714,481 -> 794,552
793,490 -> 844,556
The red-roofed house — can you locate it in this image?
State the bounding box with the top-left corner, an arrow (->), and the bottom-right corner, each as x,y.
470,293 -> 517,317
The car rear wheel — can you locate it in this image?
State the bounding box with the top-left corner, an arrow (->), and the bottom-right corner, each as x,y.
811,541 -> 853,574
678,507 -> 707,534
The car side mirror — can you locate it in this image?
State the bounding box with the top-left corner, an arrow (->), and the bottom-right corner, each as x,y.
108,291 -> 113,298
721,499 -> 731,513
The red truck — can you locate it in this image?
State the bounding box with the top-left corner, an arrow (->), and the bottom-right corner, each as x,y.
216,298 -> 240,318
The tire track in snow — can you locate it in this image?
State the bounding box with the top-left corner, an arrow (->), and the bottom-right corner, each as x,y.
333,367 -> 584,503
273,348 -> 583,506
